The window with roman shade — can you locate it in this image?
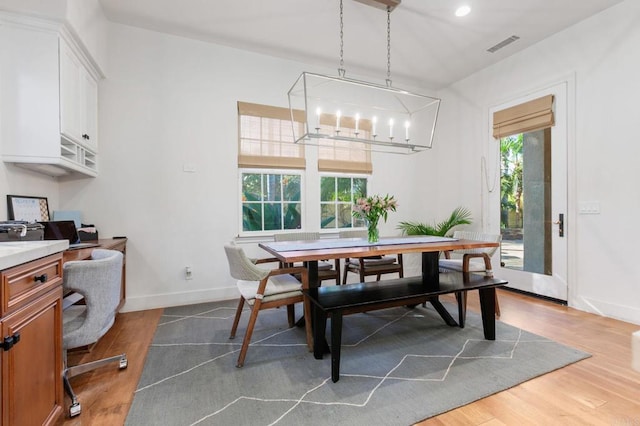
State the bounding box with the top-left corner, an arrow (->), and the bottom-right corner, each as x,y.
317,113 -> 373,174
493,94 -> 555,139
237,101 -> 306,169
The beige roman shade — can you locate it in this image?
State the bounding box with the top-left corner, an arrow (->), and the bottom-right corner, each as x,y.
317,113 -> 373,174
238,101 -> 306,169
493,94 -> 554,139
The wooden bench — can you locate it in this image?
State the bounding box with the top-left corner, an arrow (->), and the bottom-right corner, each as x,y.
304,272 -> 508,382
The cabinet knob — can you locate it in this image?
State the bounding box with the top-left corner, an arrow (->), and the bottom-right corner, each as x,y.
1,333 -> 20,351
33,273 -> 48,283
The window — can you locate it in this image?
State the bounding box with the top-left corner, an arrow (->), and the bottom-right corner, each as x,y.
237,102 -> 372,234
237,102 -> 305,169
241,172 -> 302,232
320,176 -> 367,229
238,101 -> 305,234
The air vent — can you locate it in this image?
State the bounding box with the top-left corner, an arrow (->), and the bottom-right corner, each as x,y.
487,35 -> 520,53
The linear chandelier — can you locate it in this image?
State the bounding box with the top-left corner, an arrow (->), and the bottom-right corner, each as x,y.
288,0 -> 440,154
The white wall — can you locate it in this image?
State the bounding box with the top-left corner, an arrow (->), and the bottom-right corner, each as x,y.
0,0 -> 65,20
66,0 -> 108,73
0,0 -> 108,72
0,165 -> 59,219
58,22 -> 439,312
434,0 -> 640,324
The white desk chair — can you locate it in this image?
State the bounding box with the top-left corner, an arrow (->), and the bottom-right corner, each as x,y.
62,249 -> 127,417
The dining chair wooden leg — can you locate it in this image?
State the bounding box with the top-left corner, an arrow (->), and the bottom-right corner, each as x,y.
229,297 -> 245,339
287,304 -> 295,327
236,301 -> 261,368
342,267 -> 349,285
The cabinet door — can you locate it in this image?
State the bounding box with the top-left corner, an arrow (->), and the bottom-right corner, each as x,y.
0,21 -> 60,159
1,288 -> 63,426
59,40 -> 98,151
59,41 -> 82,144
81,69 -> 98,151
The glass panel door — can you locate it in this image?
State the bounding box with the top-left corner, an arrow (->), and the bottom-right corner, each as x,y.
490,80 -> 570,302
500,129 -> 552,275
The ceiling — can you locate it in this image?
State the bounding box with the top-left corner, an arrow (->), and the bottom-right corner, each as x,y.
98,0 -> 624,89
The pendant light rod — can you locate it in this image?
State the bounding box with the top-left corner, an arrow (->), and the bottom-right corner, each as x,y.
338,0 -> 345,77
386,5 -> 392,87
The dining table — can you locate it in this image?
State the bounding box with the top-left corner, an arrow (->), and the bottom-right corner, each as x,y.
259,235 -> 502,327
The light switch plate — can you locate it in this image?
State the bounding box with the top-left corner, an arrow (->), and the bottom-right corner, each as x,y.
578,201 -> 600,214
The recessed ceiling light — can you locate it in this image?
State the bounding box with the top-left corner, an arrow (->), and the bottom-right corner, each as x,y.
455,5 -> 471,17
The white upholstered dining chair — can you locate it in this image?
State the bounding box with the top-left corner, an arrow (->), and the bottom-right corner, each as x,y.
439,230 -> 502,325
224,243 -> 312,367
274,231 -> 341,285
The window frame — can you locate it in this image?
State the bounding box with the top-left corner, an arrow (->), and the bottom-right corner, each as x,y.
239,168 -> 305,236
319,173 -> 369,231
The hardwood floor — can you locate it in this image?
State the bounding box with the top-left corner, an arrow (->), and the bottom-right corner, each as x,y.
57,308 -> 163,426
57,290 -> 640,425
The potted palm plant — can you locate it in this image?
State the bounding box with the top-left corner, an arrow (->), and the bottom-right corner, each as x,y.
397,206 -> 472,237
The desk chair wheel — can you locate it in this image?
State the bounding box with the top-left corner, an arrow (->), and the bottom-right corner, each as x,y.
69,401 -> 81,417
119,355 -> 128,369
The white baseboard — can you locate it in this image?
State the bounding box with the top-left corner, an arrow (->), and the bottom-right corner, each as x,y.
572,296 -> 640,326
120,286 -> 238,313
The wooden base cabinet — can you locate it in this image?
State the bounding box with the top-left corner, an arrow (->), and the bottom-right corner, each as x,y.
1,254 -> 64,426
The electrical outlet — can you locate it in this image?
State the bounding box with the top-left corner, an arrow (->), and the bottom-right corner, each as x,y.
185,266 -> 193,280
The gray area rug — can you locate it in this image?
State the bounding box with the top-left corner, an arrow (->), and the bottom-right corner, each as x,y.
126,300 -> 589,426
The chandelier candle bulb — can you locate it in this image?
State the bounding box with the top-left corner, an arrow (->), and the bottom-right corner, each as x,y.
355,113 -> 360,135
372,116 -> 378,137
405,120 -> 410,141
315,107 -> 322,130
336,110 -> 341,131
389,118 -> 394,139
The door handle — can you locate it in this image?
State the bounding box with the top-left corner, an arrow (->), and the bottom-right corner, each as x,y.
553,213 -> 564,237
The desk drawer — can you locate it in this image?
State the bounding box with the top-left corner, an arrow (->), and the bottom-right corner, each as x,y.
1,253 -> 63,316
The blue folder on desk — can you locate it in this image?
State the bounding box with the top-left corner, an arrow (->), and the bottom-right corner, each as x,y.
52,210 -> 82,228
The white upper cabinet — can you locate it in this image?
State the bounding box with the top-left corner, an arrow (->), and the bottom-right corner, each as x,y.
0,13 -> 101,177
60,39 -> 98,151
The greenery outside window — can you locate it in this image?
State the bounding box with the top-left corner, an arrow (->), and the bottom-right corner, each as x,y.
241,172 -> 302,232
320,175 -> 367,229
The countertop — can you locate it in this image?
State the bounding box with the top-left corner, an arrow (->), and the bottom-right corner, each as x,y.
0,240 -> 70,270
